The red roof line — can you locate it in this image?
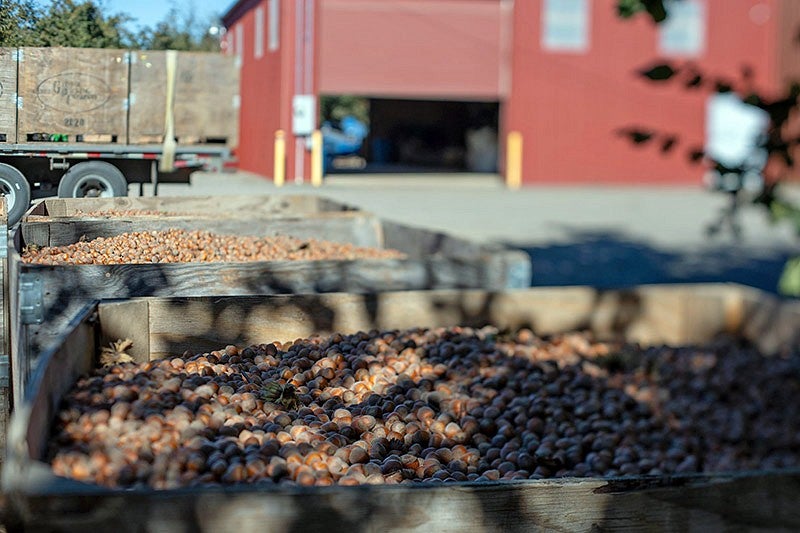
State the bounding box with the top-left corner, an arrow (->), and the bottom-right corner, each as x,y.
221,0 -> 261,26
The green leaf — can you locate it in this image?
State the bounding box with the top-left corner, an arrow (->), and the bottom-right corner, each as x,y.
639,63 -> 678,81
617,0 -> 670,24
643,0 -> 668,23
778,257 -> 800,296
616,128 -> 655,145
714,79 -> 734,93
660,135 -> 677,153
688,147 -> 705,163
617,0 -> 646,19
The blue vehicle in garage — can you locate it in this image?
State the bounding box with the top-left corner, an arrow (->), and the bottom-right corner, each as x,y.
321,116 -> 368,173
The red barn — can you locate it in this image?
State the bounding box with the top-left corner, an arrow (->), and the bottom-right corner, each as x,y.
222,0 -> 800,185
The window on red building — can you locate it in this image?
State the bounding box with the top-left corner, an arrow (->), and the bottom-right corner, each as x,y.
255,6 -> 265,59
541,0 -> 590,53
268,0 -> 280,52
659,0 -> 705,56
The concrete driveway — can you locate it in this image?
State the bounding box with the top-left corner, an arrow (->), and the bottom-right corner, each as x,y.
136,171 -> 800,294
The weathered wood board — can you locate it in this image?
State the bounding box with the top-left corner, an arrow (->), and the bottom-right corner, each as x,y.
99,285 -> 800,362
24,195 -> 358,219
128,50 -> 239,146
0,48 -> 17,143
4,285 -> 800,531
19,212 -> 383,248
16,47 -> 129,143
0,199 -> 9,468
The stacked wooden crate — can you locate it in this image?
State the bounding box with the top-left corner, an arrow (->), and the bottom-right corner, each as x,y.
3,47 -> 239,147
128,50 -> 239,146
16,48 -> 129,143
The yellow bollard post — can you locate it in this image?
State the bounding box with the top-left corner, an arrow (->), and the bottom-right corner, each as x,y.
311,129 -> 323,188
273,130 -> 286,187
506,131 -> 523,190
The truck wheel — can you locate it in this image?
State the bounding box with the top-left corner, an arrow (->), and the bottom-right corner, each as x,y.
0,163 -> 32,226
58,161 -> 128,199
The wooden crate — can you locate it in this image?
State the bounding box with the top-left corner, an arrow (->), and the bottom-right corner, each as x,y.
9,208 -> 531,405
23,195 -> 358,220
16,47 -> 128,143
4,285 -> 800,531
128,51 -> 239,147
0,48 -> 17,143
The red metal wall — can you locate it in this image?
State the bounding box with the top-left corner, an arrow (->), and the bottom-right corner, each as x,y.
226,1 -> 272,178
319,0 -> 507,100
225,0 -> 319,182
777,0 -> 800,90
506,0 -> 780,185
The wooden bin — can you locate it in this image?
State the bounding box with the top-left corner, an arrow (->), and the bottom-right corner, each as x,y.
0,48 -> 17,144
22,195 -> 359,220
128,50 -> 239,147
3,285 -> 800,531
9,206 -> 531,405
16,47 -> 129,144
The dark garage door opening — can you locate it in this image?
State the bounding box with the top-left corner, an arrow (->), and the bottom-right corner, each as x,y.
322,97 -> 500,174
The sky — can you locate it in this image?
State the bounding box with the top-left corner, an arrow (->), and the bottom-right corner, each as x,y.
98,0 -> 235,31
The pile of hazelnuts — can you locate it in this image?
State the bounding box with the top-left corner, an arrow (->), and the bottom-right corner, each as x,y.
48,326 -> 800,489
21,229 -> 405,265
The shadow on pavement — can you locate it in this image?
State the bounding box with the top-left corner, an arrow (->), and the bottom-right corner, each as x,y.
511,230 -> 797,294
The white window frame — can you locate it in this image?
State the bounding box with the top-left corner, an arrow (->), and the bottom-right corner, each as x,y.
541,0 -> 590,53
659,0 -> 706,57
268,0 -> 280,52
254,6 -> 265,59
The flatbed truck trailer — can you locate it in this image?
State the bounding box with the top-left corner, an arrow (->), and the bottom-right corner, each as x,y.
0,143 -> 231,225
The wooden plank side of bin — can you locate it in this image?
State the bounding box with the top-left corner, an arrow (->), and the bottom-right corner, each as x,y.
381,220 -> 532,289
6,286 -> 800,530
102,284 -> 754,362
24,195 -> 355,218
21,255 -> 522,367
38,285 -> 746,398
19,211 -> 384,248
8,234 -> 23,413
15,308 -> 96,464
735,285 -> 800,355
20,282 -> 724,384
0,199 -> 8,465
5,472 -> 800,531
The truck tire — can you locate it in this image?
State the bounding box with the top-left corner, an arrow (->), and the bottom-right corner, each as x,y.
58,161 -> 128,199
0,163 -> 32,226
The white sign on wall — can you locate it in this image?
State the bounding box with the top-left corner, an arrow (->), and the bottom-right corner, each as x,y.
292,94 -> 316,136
